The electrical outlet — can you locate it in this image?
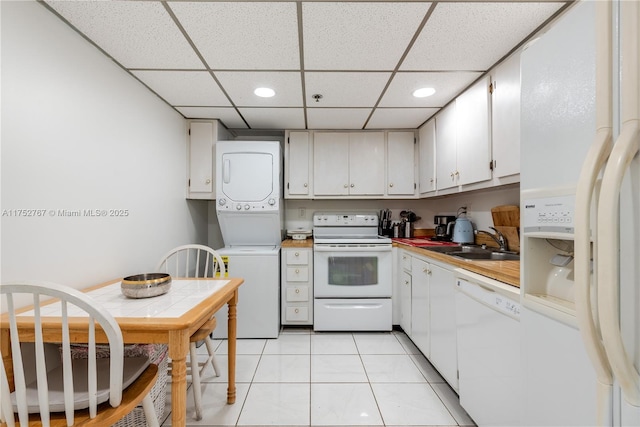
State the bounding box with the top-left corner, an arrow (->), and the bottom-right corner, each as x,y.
299,207 -> 306,218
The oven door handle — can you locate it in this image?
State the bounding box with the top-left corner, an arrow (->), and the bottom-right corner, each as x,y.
313,245 -> 392,253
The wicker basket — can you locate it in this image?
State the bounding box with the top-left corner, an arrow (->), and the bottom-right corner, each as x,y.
65,343 -> 169,426
113,344 -> 168,427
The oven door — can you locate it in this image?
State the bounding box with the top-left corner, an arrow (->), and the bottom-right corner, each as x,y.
314,244 -> 392,298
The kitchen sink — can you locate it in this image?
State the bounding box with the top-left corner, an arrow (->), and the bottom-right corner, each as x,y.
448,251 -> 520,261
424,245 -> 520,261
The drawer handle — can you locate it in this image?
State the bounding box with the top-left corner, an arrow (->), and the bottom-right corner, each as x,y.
295,252 -> 299,257
295,308 -> 299,314
295,268 -> 300,273
295,288 -> 300,294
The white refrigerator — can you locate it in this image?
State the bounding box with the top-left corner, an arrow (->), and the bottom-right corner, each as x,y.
520,1 -> 639,426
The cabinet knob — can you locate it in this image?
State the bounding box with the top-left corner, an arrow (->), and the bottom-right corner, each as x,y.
295,252 -> 299,257
295,268 -> 300,273
351,183 -> 355,188
205,179 -> 211,184
295,288 -> 300,294
404,280 -> 409,285
389,183 -> 394,187
423,268 -> 432,275
455,170 -> 460,177
304,183 -> 308,187
344,184 -> 348,188
450,172 -> 455,179
430,178 -> 434,184
295,308 -> 299,314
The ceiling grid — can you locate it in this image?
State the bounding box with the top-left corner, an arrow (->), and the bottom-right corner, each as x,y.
41,0 -> 571,131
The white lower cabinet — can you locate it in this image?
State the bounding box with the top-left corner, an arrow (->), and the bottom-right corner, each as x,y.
399,251 -> 412,336
410,257 -> 430,357
398,252 -> 458,390
281,247 -> 313,325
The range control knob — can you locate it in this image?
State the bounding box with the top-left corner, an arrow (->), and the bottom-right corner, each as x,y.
218,198 -> 226,206
244,204 -> 250,210
268,198 -> 276,206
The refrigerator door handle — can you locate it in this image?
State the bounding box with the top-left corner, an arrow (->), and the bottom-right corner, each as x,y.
597,0 -> 640,407
574,2 -> 614,414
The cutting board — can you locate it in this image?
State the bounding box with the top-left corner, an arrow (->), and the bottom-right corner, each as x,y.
495,225 -> 520,252
491,205 -> 520,228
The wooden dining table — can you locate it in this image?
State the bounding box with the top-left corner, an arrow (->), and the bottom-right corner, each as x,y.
0,277 -> 243,427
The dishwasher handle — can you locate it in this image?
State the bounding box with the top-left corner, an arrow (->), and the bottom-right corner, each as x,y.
457,278 -> 521,320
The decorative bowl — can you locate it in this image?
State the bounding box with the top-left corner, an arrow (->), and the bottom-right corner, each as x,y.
121,273 -> 171,298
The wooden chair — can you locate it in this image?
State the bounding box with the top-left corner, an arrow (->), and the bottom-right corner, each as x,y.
156,244 -> 225,420
0,281 -> 159,427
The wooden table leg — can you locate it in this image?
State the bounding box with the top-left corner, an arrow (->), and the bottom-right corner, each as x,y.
168,330 -> 189,427
227,290 -> 238,404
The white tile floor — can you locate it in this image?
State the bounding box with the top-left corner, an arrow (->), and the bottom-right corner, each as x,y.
160,328 -> 476,427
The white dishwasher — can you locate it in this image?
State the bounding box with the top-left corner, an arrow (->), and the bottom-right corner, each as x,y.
454,269 -> 521,427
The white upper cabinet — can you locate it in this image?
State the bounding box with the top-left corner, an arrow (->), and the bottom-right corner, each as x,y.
313,131 -> 385,196
349,132 -> 385,195
387,131 -> 417,196
435,103 -> 458,191
435,76 -> 492,192
285,131 -> 311,197
187,120 -> 229,200
455,75 -> 492,186
491,52 -> 521,179
285,130 -> 416,199
418,119 -> 436,195
313,132 -> 351,196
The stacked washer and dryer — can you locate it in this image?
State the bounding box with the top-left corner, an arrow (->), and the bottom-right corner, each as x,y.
212,141 -> 282,339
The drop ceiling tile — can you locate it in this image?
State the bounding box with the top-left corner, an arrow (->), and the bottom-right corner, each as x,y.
175,107 -> 247,129
302,2 -> 431,70
45,1 -> 203,69
402,2 -> 565,71
366,108 -> 439,129
304,72 -> 391,107
307,108 -> 372,130
379,72 -> 482,108
170,2 -> 299,70
131,71 -> 231,106
239,108 -> 306,130
215,71 -> 303,107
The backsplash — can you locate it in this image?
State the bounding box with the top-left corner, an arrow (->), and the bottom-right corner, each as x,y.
284,184 -> 520,235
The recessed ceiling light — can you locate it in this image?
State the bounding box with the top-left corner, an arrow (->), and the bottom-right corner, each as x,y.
413,87 -> 436,98
254,87 -> 275,98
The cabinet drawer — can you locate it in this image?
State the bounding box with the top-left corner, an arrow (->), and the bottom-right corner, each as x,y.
286,250 -> 309,265
286,266 -> 309,282
285,306 -> 309,322
286,286 -> 309,302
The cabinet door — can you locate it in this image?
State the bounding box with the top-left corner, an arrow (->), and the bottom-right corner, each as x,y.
411,257 -> 430,357
429,263 -> 458,390
418,119 -> 436,195
188,122 -> 214,196
387,132 -> 416,196
435,103 -> 458,190
286,131 -> 310,196
400,270 -> 412,336
313,132 -> 350,195
456,75 -> 492,186
349,132 -> 385,195
492,53 -> 521,178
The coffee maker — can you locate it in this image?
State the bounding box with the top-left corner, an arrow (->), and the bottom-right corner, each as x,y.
432,215 -> 456,241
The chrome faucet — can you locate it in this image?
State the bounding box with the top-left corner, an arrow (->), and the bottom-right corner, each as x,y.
474,227 -> 508,251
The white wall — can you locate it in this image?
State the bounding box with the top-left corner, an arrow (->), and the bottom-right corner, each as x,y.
0,1 -> 206,306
